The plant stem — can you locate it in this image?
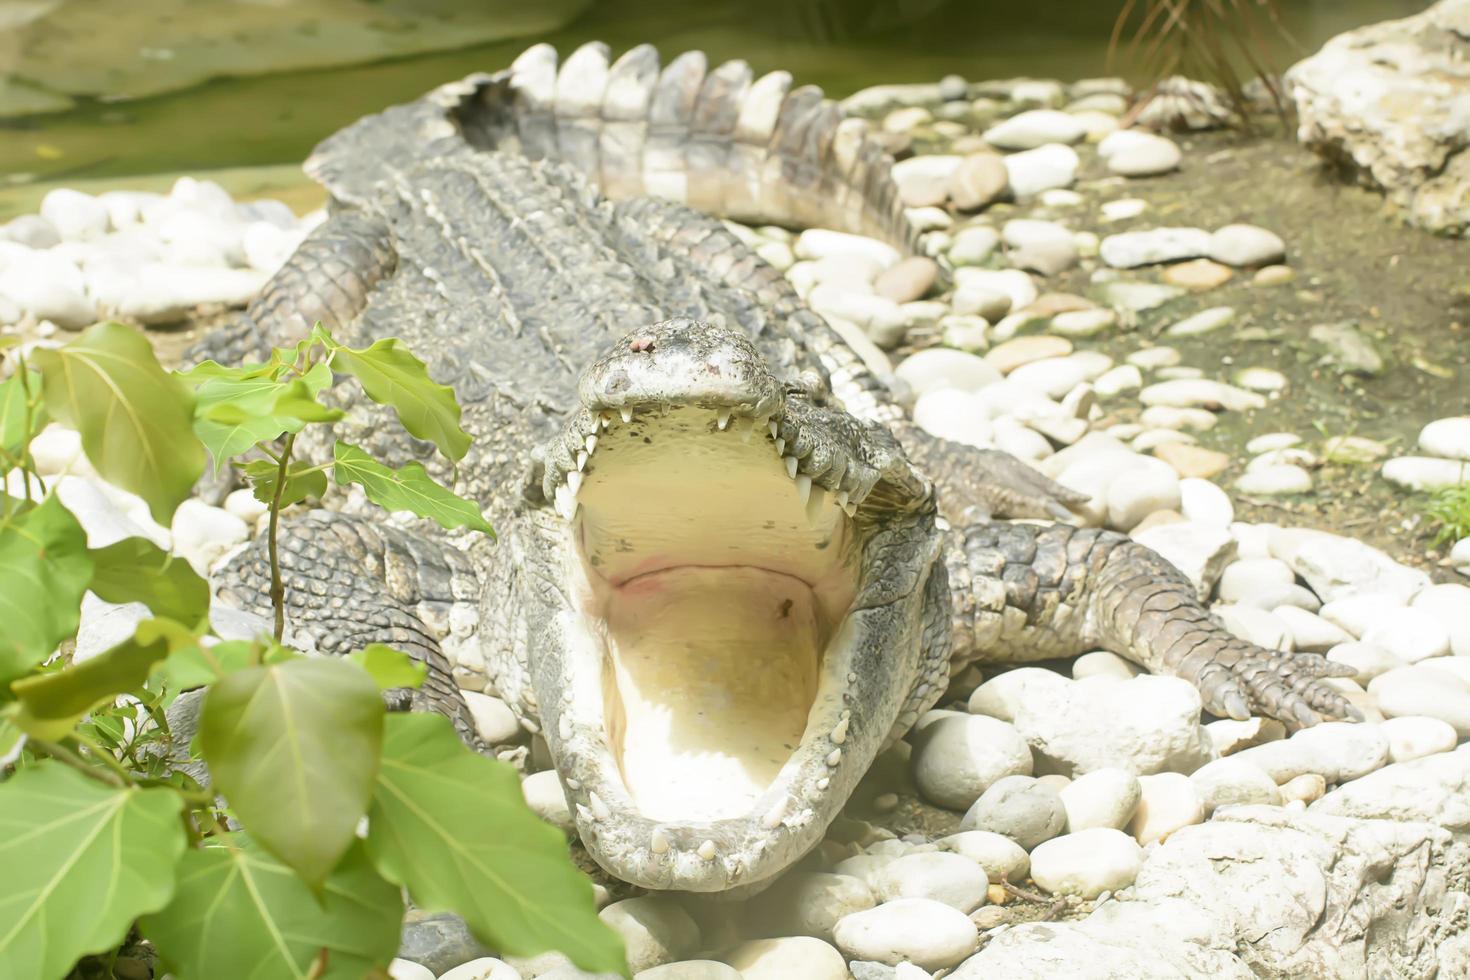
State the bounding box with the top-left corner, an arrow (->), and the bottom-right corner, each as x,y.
15,359 -> 39,505
71,732 -> 138,785
268,432 -> 297,642
34,740 -> 130,789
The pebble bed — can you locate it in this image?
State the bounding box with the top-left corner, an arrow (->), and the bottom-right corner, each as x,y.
3,68 -> 1469,980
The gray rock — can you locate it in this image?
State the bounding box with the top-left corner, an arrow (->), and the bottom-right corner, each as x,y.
910,714 -> 1033,811
832,899 -> 979,972
397,911 -> 493,976
872,852 -> 991,912
748,872 -> 876,943
1308,322 -> 1384,376
1029,828 -> 1144,899
961,775 -> 1066,848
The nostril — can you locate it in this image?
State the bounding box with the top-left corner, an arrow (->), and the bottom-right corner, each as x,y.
631,337 -> 656,353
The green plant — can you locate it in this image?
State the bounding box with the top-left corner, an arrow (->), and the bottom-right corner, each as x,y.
0,322 -> 627,979
1425,481 -> 1470,548
1107,0 -> 1297,127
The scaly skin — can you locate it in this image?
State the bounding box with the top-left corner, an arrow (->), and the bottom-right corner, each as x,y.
204,42 -> 1357,894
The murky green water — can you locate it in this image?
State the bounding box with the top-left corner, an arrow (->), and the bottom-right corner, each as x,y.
0,0 -> 1429,185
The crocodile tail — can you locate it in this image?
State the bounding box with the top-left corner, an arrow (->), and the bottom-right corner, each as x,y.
305,42 -> 919,253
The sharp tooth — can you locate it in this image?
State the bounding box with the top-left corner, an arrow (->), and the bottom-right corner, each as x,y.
842,501 -> 857,517
769,419 -> 780,439
576,450 -> 588,471
836,489 -> 850,509
589,791 -> 610,821
805,485 -> 826,521
774,437 -> 785,456
739,416 -> 757,442
599,413 -> 611,430
795,474 -> 812,505
784,456 -> 798,480
697,840 -> 717,861
761,799 -> 786,829
585,434 -> 598,453
620,407 -> 633,424
651,827 -> 670,854
555,485 -> 579,521
566,470 -> 582,496
717,410 -> 731,430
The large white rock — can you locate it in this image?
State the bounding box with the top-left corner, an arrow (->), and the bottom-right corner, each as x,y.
170,499 -> 250,575
1286,0 -> 1470,235
1029,828 -> 1144,899
1380,716 -> 1459,764
896,348 -> 1003,397
1361,607 -> 1452,662
1381,455 -> 1470,491
1007,674 -> 1215,777
832,899 -> 979,972
0,245 -> 94,327
911,714 -> 1033,811
1269,527 -> 1431,603
1179,477 -> 1234,528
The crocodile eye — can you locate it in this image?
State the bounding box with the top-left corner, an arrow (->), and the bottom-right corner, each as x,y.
788,368 -> 829,404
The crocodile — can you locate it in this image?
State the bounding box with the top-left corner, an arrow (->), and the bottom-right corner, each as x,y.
201,42 -> 1359,895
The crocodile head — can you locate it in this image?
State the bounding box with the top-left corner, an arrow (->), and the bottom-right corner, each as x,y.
513,316 -> 948,891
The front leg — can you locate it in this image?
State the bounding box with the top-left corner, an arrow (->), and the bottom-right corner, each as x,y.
895,423 -> 1088,522
214,510 -> 486,746
946,521 -> 1360,728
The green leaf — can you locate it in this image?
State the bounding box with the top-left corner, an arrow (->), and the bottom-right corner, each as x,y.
0,369 -> 46,459
198,656 -> 383,888
0,494 -> 93,684
347,645 -> 427,691
150,638 -> 254,694
202,379 -> 342,427
367,713 -> 628,977
243,458 -> 327,508
0,716 -> 22,767
333,441 -> 493,536
32,322 -> 206,524
89,536 -> 210,629
316,326 -> 471,460
0,762 -> 186,980
8,624 -> 173,739
141,834 -> 403,980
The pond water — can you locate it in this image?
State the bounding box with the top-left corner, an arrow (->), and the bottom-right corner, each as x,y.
0,0 -> 1431,186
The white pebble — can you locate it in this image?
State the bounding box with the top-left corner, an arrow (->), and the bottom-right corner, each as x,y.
1058,767 -> 1141,831
911,714 -> 1033,811
1361,607 -> 1451,663
872,852 -> 991,912
1235,465 -> 1312,495
1099,227 -> 1210,268
1127,773 -> 1204,845
832,899 -> 979,972
1002,144 -> 1080,199
1418,416 -> 1470,461
1206,224 -> 1286,267
1380,715 -> 1458,763
1178,477 -> 1234,528
1029,828 -> 1143,899
1410,583 -> 1470,657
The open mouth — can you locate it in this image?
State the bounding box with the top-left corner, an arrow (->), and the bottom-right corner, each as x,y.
573,407 -> 860,823
529,397 -> 939,889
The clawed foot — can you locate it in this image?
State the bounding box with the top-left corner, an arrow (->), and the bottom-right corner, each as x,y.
1188,641 -> 1364,730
